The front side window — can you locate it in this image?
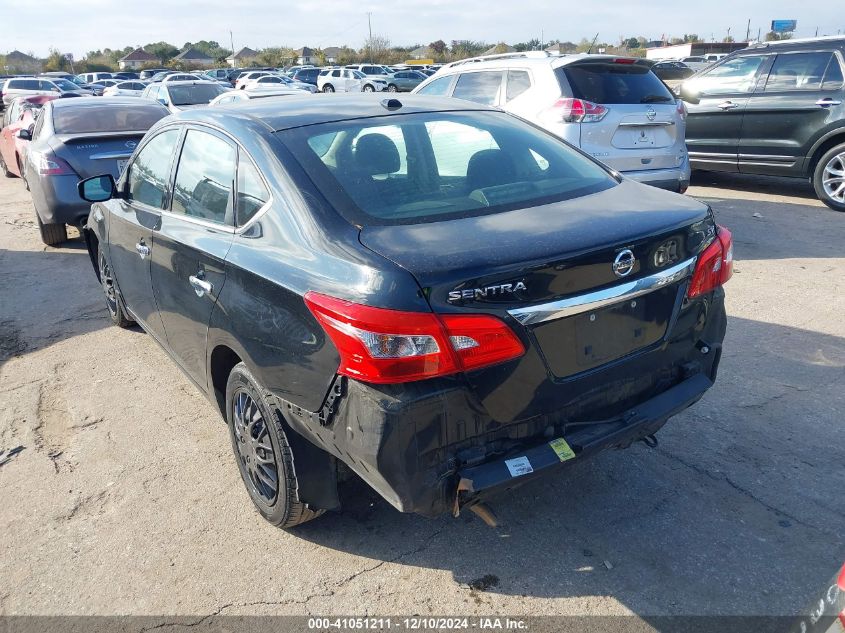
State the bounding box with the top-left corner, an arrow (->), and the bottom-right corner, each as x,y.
765,52 -> 837,92
127,129 -> 181,209
452,71 -> 503,105
685,55 -> 767,95
171,129 -> 236,225
283,110 -> 615,226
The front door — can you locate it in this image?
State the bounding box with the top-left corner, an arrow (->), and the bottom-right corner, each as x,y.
739,50 -> 845,176
150,127 -> 237,385
108,127 -> 181,342
683,54 -> 771,172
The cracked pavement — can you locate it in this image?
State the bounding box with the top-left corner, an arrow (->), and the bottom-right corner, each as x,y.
0,170 -> 843,618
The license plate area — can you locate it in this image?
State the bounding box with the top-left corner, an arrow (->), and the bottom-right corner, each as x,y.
532,284 -> 679,378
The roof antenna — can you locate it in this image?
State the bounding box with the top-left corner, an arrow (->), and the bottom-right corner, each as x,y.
587,33 -> 599,54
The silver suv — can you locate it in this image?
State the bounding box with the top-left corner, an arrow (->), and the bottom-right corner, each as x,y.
413,51 -> 690,192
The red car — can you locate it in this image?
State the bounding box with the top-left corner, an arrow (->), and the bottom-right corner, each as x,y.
0,95 -> 56,178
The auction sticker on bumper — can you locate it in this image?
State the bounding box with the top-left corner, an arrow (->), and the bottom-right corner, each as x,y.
505,456 -> 533,477
549,437 -> 576,462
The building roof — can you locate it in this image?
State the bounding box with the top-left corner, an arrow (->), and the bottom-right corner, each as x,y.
322,46 -> 342,57
119,47 -> 157,62
483,43 -> 516,55
295,47 -> 314,56
6,50 -> 39,61
229,47 -> 259,59
174,47 -> 213,61
545,43 -> 575,53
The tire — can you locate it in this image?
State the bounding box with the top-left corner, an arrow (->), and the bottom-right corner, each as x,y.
225,363 -> 324,528
97,242 -> 134,328
36,215 -> 67,246
322,84 -> 334,93
0,151 -> 15,178
813,143 -> 845,212
363,84 -> 375,93
387,84 -> 398,92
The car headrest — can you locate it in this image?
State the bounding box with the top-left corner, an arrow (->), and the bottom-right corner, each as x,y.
466,149 -> 516,191
353,133 -> 401,175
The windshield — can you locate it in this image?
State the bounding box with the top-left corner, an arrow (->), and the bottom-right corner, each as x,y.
279,110 -> 615,226
52,79 -> 79,91
53,104 -> 167,134
168,83 -> 227,105
558,62 -> 675,104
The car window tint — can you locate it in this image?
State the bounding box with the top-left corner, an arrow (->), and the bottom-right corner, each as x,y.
766,52 -> 835,91
127,129 -> 180,209
53,104 -> 166,134
687,55 -> 766,95
452,71 -> 502,105
236,155 -> 270,226
560,63 -> 674,104
427,120 -> 499,177
506,70 -> 531,101
171,129 -> 236,225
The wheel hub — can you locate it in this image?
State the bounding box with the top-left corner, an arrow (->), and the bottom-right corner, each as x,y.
98,252 -> 117,315
233,390 -> 278,504
822,152 -> 845,203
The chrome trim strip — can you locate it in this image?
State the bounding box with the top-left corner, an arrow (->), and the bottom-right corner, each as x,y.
508,257 -> 697,326
90,151 -> 134,160
618,121 -> 675,127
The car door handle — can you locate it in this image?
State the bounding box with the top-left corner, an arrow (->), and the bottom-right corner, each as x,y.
716,101 -> 740,110
135,242 -> 150,259
188,274 -> 213,298
816,98 -> 842,107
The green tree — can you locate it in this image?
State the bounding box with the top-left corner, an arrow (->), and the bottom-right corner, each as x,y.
43,48 -> 71,72
450,40 -> 487,60
258,47 -> 294,67
362,35 -> 392,63
146,41 -> 180,64
765,31 -> 793,41
626,37 -> 640,48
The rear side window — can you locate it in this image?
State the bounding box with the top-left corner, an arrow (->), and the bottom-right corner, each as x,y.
9,79 -> 39,90
53,104 -> 167,134
171,129 -> 236,225
558,63 -> 674,104
452,71 -> 503,105
236,155 -> 270,226
765,52 -> 838,91
506,70 -> 532,101
127,129 -> 181,209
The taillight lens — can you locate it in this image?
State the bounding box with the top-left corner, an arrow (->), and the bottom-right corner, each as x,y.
35,152 -> 75,176
676,99 -> 687,120
304,292 -> 525,384
687,226 -> 733,299
545,98 -> 608,123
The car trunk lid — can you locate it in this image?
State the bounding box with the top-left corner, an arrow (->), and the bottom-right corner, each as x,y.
50,132 -> 145,179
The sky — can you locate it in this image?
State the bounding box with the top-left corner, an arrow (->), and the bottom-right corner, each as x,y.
1,0 -> 840,59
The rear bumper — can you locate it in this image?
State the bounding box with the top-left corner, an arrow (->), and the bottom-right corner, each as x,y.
623,164 -> 691,192
30,173 -> 90,225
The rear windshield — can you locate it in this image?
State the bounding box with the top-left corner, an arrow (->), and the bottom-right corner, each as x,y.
558,62 -> 675,104
279,110 -> 615,226
168,83 -> 227,105
53,104 -> 167,134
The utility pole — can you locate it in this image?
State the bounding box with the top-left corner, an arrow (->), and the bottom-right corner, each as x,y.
541,29 -> 544,49
746,18 -> 751,41
815,26 -> 819,36
229,30 -> 235,67
367,12 -> 372,41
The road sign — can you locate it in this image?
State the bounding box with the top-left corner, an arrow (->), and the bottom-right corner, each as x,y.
771,20 -> 797,33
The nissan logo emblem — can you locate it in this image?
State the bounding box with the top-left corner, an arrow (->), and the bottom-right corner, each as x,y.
125,141 -> 137,149
613,249 -> 636,278
646,107 -> 656,121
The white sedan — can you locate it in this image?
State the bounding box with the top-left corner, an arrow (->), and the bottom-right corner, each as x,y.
102,81 -> 148,97
241,75 -> 316,93
209,87 -> 306,106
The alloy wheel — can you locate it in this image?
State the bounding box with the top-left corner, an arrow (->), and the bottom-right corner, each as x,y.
363,85 -> 374,92
232,389 -> 279,504
98,251 -> 118,317
822,152 -> 845,203
387,84 -> 398,92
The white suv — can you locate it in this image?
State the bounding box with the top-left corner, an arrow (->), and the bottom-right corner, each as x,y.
413,52 -> 690,192
318,68 -> 365,93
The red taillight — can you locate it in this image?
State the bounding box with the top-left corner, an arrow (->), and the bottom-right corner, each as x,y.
687,226 -> 733,299
613,58 -> 637,64
35,152 -> 75,176
304,292 -> 525,384
676,99 -> 687,120
545,98 -> 608,123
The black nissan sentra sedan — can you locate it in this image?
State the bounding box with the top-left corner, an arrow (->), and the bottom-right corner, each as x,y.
78,95 -> 732,528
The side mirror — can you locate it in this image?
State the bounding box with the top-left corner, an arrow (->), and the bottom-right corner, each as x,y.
679,82 -> 700,105
52,87 -> 61,93
16,129 -> 31,140
78,174 -> 117,202
157,97 -> 167,106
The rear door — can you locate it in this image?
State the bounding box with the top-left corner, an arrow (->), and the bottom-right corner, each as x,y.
681,54 -> 771,171
557,60 -> 684,173
108,127 -> 181,341
738,50 -> 845,175
150,126 -> 237,385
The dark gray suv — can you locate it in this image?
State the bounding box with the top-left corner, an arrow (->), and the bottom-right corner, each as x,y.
680,36 -> 845,211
